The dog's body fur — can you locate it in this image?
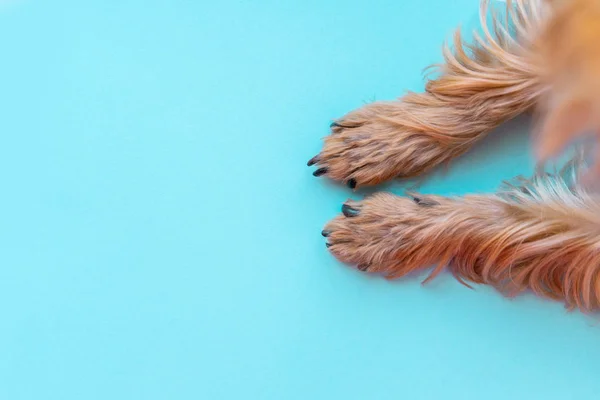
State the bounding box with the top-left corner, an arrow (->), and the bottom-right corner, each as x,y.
310,0 -> 600,312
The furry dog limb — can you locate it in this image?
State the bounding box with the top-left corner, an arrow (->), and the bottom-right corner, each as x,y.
312,0 -> 600,312
323,158 -> 600,312
309,0 -> 547,188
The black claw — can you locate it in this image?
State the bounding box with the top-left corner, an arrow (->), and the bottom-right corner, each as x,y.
358,264 -> 370,272
321,230 -> 331,237
342,204 -> 360,217
330,121 -> 357,130
347,178 -> 357,189
307,155 -> 320,167
313,167 -> 328,177
412,196 -> 439,207
326,242 -> 332,248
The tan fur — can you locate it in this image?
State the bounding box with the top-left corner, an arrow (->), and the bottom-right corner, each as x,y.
324,158 -> 600,312
535,0 -> 600,173
311,0 -> 546,187
314,0 -> 600,312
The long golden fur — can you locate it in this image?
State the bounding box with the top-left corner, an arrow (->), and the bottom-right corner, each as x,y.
310,0 -> 600,312
324,158 -> 600,312
309,0 -> 547,187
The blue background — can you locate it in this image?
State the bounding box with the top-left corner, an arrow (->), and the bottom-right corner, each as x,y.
1,0 -> 599,399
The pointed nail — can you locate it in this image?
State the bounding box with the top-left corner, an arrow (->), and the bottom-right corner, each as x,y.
313,167 -> 328,177
358,264 -> 370,272
342,204 -> 360,217
347,178 -> 356,189
307,155 -> 320,166
412,196 -> 439,207
326,242 -> 332,248
321,230 -> 331,237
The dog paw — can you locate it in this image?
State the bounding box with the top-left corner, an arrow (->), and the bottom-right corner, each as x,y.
308,101 -> 447,188
322,193 -> 442,273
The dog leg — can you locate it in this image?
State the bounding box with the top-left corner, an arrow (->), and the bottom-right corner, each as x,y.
310,0 -> 547,188
323,158 -> 600,312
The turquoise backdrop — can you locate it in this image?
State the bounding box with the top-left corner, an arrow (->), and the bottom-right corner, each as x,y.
1,0 -> 599,399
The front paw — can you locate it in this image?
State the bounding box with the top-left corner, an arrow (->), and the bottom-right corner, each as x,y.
308,102 -> 447,188
323,193 -> 437,273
